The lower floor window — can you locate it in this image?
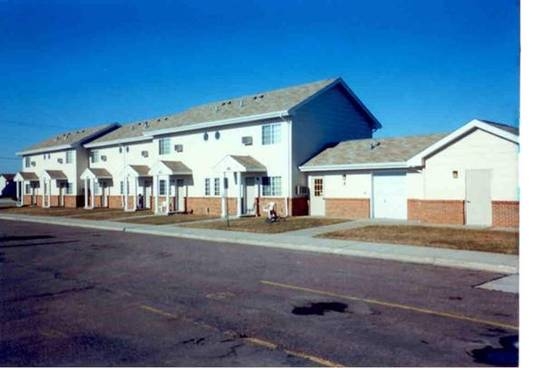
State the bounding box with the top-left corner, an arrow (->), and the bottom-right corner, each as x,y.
261,176 -> 282,196
213,178 -> 220,196
159,180 -> 167,195
65,182 -> 73,194
25,183 -> 31,195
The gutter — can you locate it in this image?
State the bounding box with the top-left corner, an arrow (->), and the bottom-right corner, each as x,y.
84,135 -> 153,148
17,144 -> 73,156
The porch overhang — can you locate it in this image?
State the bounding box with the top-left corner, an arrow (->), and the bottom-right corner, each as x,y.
213,155 -> 267,173
149,160 -> 192,176
43,170 -> 68,181
14,171 -> 39,182
80,168 -> 113,180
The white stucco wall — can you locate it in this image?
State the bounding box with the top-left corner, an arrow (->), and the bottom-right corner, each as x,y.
421,129 -> 518,201
316,171 -> 372,198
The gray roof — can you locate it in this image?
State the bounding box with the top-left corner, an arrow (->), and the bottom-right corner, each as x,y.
90,78 -> 339,144
20,123 -> 119,154
302,133 -> 448,167
44,170 -> 67,180
161,161 -> 192,175
129,165 -> 151,177
88,168 -> 113,179
0,174 -> 15,180
479,120 -> 519,136
230,155 -> 267,172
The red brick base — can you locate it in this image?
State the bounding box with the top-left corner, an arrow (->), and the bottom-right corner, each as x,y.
492,201 -> 519,227
187,197 -> 237,216
408,199 -> 465,225
324,198 -> 370,219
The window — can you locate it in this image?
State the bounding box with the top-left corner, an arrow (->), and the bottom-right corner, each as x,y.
126,181 -> 130,195
159,138 -> 170,155
204,178 -> 211,196
66,150 -> 73,164
262,176 -> 282,196
66,182 -> 73,195
25,183 -> 31,194
313,178 -> 323,197
120,181 -> 124,195
90,150 -> 99,163
262,123 -> 281,145
214,178 -> 220,196
24,157 -> 30,168
159,180 -> 167,195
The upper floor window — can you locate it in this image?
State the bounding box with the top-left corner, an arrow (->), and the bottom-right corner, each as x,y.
159,138 -> 170,155
90,150 -> 99,163
262,123 -> 281,145
262,176 -> 282,196
65,150 -> 73,164
24,157 -> 31,168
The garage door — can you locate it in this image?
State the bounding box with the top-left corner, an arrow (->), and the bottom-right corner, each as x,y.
372,173 -> 407,219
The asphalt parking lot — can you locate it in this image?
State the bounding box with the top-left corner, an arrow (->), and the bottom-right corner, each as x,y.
0,219 -> 518,366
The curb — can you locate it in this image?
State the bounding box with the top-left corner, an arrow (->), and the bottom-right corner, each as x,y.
0,214 -> 518,274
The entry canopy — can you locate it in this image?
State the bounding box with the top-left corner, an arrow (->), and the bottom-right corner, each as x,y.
80,168 -> 113,180
14,171 -> 39,182
214,155 -> 267,173
43,170 -> 68,181
149,160 -> 192,176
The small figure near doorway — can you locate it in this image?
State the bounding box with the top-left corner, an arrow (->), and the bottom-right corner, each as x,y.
263,201 -> 279,223
137,193 -> 144,209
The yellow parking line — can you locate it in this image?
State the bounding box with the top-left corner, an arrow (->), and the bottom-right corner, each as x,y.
260,280 -> 518,331
244,337 -> 343,367
140,304 -> 177,319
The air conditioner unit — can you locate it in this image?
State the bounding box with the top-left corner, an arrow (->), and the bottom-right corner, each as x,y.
101,155 -> 107,162
295,185 -> 309,196
174,144 -> 183,152
31,161 -> 36,167
242,136 -> 253,145
141,150 -> 149,158
57,158 -> 63,164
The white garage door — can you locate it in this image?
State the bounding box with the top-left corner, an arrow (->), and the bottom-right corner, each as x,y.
372,173 -> 407,219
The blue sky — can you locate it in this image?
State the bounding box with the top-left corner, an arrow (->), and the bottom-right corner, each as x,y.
0,0 -> 519,172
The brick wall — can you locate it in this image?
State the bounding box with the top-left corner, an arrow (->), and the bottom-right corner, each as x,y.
108,196 -> 124,209
408,199 -> 465,225
324,198 -> 370,219
492,201 -> 519,228
64,196 -> 79,208
187,197 -> 238,216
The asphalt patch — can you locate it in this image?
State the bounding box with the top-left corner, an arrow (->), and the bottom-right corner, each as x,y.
292,302 -> 349,316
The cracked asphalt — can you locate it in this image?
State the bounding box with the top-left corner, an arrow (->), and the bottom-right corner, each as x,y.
0,219 -> 518,366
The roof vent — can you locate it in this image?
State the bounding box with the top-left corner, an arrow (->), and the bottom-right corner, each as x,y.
370,141 -> 381,150
239,99 -> 244,108
164,117 -> 168,120
259,94 -> 264,99
144,121 -> 149,128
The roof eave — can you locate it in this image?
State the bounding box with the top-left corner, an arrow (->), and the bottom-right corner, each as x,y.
145,110 -> 289,137
299,162 -> 414,172
85,135 -> 153,148
16,144 -> 73,156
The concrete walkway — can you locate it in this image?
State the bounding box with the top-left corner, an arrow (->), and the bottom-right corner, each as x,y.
0,213 -> 518,292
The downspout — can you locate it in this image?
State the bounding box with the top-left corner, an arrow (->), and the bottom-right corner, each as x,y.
280,111 -> 291,217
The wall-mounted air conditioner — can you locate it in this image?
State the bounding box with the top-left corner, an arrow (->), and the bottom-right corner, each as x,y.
31,161 -> 36,167
101,155 -> 107,162
57,158 -> 63,164
174,144 -> 183,152
242,136 -> 253,146
141,150 -> 149,158
295,185 -> 309,196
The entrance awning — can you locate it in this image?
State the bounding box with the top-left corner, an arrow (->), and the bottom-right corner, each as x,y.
129,165 -> 151,177
149,161 -> 192,176
214,155 -> 267,173
80,168 -> 113,180
14,171 -> 39,182
43,170 -> 68,180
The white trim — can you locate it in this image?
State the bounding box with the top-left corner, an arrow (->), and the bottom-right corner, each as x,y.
407,119 -> 519,166
84,135 -> 153,148
145,110 -> 289,137
300,162 -> 411,172
17,144 -> 72,156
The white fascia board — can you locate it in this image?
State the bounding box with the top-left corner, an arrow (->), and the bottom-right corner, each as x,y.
16,144 -> 72,156
299,162 -> 412,172
144,110 -> 289,137
84,135 -> 153,149
407,119 -> 519,166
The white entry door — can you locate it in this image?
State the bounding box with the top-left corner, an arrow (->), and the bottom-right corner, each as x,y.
372,172 -> 407,219
465,169 -> 492,226
244,177 -> 256,215
310,177 -> 325,216
176,179 -> 185,212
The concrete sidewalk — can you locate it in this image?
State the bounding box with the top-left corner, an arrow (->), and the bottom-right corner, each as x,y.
0,213 -> 518,278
